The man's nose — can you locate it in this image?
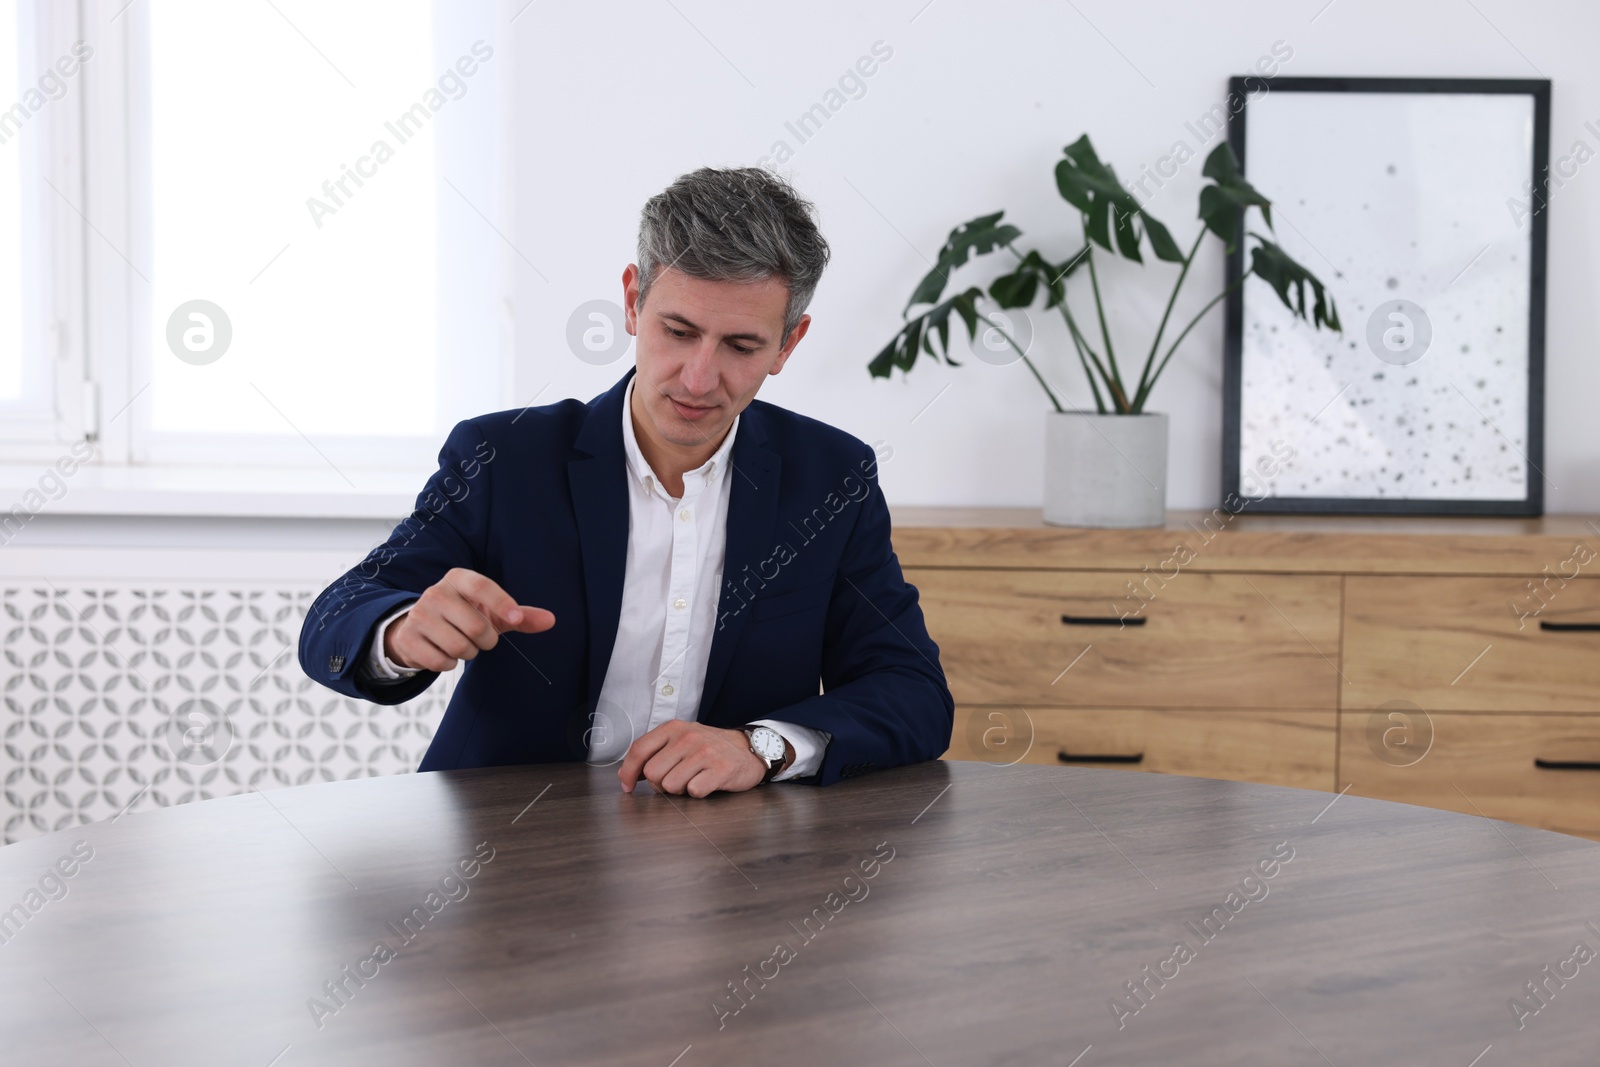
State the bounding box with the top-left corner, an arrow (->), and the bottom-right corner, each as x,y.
680,342 -> 719,396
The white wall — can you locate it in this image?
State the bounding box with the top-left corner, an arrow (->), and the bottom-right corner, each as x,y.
510,0 -> 1600,511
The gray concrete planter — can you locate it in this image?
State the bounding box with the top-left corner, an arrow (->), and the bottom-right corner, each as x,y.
1043,411 -> 1168,528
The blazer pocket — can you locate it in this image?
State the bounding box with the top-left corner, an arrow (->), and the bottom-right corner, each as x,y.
752,577 -> 834,622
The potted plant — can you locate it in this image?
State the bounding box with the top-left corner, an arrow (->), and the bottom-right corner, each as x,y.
868,134 -> 1342,527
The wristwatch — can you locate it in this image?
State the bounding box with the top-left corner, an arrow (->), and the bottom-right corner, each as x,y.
743,725 -> 791,782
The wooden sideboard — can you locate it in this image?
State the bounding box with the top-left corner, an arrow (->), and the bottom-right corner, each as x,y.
892,508 -> 1600,841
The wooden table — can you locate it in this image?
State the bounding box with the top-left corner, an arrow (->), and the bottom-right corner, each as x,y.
2,761 -> 1598,1065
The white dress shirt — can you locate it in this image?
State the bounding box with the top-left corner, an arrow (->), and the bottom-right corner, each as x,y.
360,375 -> 830,781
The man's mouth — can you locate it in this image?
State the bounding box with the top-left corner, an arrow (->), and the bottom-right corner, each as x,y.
669,398 -> 717,422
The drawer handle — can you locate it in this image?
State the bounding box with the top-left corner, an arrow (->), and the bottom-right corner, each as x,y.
1062,615 -> 1145,627
1534,758 -> 1600,771
1059,750 -> 1145,765
1538,621 -> 1600,632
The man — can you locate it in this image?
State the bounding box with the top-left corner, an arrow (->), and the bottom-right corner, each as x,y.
298,166 -> 952,796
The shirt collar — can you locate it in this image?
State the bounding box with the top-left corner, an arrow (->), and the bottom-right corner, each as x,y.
621,373 -> 740,496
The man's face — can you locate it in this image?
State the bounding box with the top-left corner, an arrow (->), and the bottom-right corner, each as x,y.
623,263 -> 810,452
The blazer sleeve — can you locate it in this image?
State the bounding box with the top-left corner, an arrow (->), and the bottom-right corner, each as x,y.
297,419 -> 495,706
760,443 -> 954,785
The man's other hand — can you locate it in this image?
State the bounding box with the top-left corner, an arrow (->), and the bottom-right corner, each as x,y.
618,721 -> 766,797
384,567 -> 556,673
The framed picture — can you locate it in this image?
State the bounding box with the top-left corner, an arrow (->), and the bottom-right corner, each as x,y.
1221,77 -> 1550,515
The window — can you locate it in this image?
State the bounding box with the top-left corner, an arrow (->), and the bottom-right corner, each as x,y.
0,1 -> 22,401
1,0 -> 510,477
0,0 -> 87,456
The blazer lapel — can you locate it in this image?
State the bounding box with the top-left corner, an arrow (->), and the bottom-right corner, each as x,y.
698,402 -> 781,720
568,367 -> 634,720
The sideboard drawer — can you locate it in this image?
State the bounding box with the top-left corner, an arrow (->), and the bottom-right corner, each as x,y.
944,706 -> 1335,790
1344,576 -> 1600,712
1339,711 -> 1600,841
907,568 -> 1341,709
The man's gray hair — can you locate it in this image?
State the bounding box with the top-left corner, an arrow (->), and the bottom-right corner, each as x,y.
636,166 -> 831,345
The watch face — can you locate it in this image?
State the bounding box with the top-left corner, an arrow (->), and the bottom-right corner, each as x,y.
749,727 -> 785,762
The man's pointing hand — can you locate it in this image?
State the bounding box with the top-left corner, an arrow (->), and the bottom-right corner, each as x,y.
384,567 -> 555,673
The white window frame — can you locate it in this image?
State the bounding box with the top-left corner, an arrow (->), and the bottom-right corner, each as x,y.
0,0 -> 89,461
0,0 -> 516,508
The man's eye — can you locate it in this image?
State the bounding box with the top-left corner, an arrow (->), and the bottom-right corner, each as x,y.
731,345 -> 753,355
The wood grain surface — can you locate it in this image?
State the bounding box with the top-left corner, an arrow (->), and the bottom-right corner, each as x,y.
889,507 -> 1600,576
946,707 -> 1336,790
2,761 -> 1599,1065
907,567 -> 1342,709
1340,711 -> 1600,840
1343,575 -> 1600,712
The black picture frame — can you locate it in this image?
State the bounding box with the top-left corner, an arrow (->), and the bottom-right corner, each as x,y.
1221,76 -> 1550,516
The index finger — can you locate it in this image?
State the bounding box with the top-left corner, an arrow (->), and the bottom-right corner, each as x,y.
448,570 -> 531,632
617,728 -> 674,794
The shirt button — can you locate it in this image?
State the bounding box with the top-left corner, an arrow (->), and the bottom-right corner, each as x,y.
679,508 -> 692,522
673,597 -> 687,610
660,683 -> 674,696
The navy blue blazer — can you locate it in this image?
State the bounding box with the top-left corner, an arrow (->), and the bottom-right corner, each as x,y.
297,366 -> 953,785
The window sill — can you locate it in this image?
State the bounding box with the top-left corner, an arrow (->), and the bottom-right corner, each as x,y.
0,463 -> 426,520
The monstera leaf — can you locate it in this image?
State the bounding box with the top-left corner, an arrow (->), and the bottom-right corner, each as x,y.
870,286 -> 985,378
1054,134 -> 1184,264
868,130 -> 1342,416
987,248 -> 1083,310
903,213 -> 1021,314
872,246 -> 1086,379
1249,233 -> 1341,332
1197,143 -> 1273,250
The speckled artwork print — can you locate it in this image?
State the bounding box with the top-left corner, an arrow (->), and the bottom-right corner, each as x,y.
1238,91 -> 1533,501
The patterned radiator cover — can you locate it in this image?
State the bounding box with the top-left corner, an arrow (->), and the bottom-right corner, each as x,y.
1,582 -> 456,845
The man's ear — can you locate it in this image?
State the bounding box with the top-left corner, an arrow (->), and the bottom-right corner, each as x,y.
621,264 -> 641,335
770,313 -> 810,375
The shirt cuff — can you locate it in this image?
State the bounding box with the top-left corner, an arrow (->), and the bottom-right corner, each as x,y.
360,601 -> 422,683
748,719 -> 831,781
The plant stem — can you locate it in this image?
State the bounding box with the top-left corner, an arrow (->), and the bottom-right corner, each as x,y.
1020,353 -> 1066,414
1135,228 -> 1207,404
1060,304 -> 1129,412
989,321 -> 1065,412
1084,248 -> 1129,407
991,244 -> 1070,412
1066,316 -> 1108,414
1133,272 -> 1250,410
1052,242 -> 1105,412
